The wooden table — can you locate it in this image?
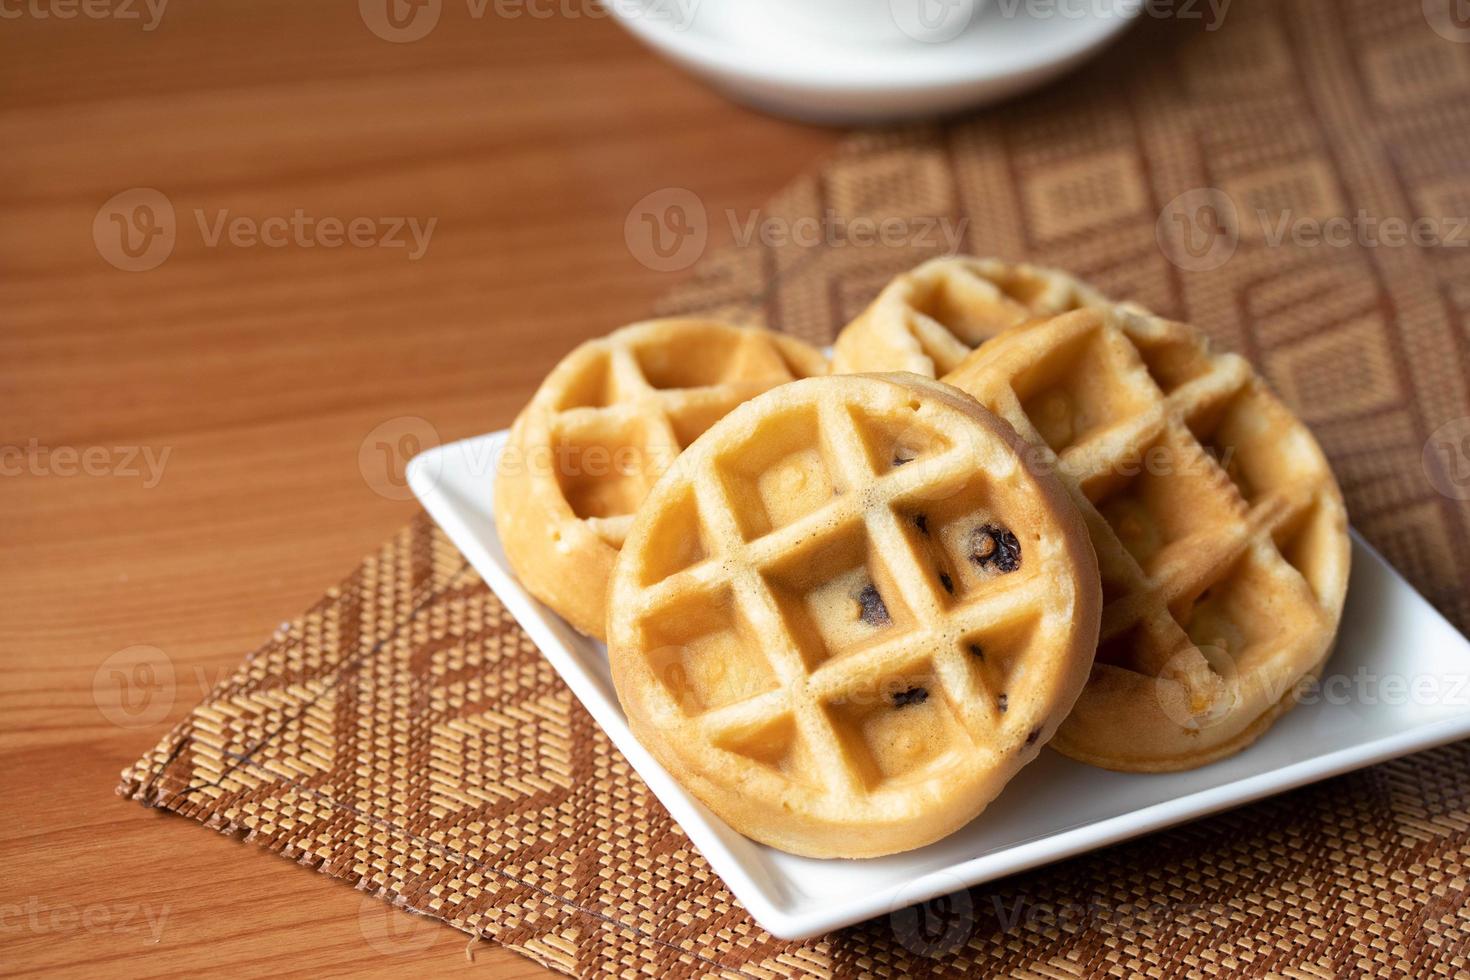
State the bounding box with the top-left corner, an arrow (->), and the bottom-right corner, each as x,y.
0,5 -> 837,975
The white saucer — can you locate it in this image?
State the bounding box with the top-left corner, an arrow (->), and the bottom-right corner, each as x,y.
606,0 -> 1144,123
410,430 -> 1470,941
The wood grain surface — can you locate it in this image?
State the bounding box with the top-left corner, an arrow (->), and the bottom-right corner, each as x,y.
0,4 -> 837,975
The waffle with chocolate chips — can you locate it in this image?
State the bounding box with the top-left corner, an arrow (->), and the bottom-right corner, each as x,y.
605,373 -> 1101,857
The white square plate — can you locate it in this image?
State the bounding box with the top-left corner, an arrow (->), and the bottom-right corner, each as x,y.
408,431 -> 1470,940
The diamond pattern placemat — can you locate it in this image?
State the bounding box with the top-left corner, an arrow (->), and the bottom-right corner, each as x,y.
122,0 -> 1470,975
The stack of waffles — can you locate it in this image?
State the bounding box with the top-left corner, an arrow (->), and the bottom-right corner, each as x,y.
494,257 -> 1349,859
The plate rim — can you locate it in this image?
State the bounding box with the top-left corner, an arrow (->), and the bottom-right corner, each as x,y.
409,430 -> 1470,940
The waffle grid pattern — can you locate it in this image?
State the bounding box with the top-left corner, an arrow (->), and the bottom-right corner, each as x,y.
621,389 -> 1069,808
537,328 -> 818,548
945,307 -> 1347,766
832,257 -> 1107,377
497,321 -> 824,637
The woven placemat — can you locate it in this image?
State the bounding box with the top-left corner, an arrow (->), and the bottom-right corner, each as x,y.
122,0 -> 1470,975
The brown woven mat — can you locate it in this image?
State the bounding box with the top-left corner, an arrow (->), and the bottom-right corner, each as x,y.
121,1 -> 1470,975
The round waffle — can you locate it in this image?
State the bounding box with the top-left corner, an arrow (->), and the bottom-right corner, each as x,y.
607,373 -> 1101,858
494,319 -> 826,639
832,256 -> 1107,377
943,307 -> 1350,772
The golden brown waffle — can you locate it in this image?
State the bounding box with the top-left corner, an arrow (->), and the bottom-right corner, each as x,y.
831,256 -> 1108,377
494,319 -> 826,639
944,307 -> 1350,772
606,373 -> 1101,857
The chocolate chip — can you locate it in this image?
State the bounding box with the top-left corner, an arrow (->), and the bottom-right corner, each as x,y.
968,643 -> 985,661
856,584 -> 891,627
892,453 -> 913,467
892,686 -> 928,708
970,524 -> 1021,573
1026,727 -> 1041,745
997,693 -> 1008,713
939,572 -> 954,595
914,513 -> 929,535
